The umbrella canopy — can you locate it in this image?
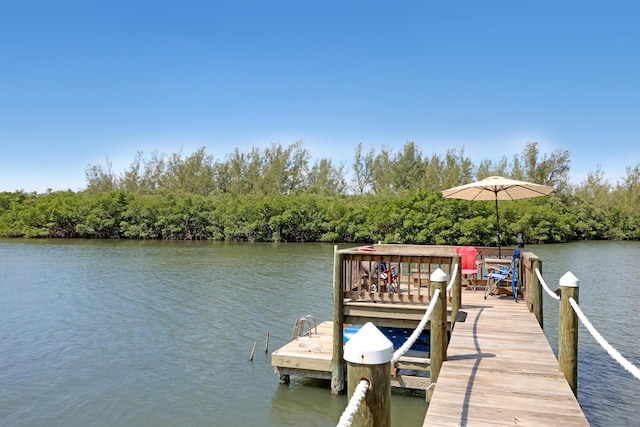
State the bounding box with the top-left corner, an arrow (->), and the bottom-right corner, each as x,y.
441,176 -> 555,256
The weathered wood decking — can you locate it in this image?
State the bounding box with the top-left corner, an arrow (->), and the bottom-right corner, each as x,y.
272,288 -> 589,425
271,320 -> 432,391
424,290 -> 589,426
271,321 -> 334,380
272,244 -> 589,425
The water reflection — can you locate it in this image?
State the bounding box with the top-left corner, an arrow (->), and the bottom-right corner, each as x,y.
270,379 -> 345,427
270,379 -> 427,427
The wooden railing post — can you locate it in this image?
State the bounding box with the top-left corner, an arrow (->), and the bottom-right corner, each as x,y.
530,257 -> 543,329
428,268 -> 448,402
559,271 -> 579,397
451,255 -> 462,326
344,322 -> 393,427
331,246 -> 345,394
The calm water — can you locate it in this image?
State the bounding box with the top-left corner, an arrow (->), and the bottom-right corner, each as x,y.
1,240 -> 638,426
527,241 -> 640,427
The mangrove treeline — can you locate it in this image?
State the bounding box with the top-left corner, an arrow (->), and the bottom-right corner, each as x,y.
1,141 -> 639,244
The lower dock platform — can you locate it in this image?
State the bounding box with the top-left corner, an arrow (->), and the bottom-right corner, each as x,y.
271,321 -> 334,381
272,320 -> 432,392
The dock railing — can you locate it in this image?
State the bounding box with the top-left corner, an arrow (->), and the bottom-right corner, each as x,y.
331,244 -> 548,397
332,244 -> 462,396
534,267 -> 640,396
519,250 -> 544,327
335,270 -> 455,425
341,245 -> 458,304
334,245 -> 640,424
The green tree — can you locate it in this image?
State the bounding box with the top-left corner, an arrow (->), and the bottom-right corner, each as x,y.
352,142 -> 375,194
476,156 -> 509,180
307,159 -> 346,195
440,147 -> 474,189
520,141 -> 571,194
85,157 -> 118,192
162,147 -> 217,195
391,141 -> 424,192
371,146 -> 394,194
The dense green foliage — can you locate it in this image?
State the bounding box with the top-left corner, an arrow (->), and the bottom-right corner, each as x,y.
2,141 -> 639,243
1,184 -> 638,244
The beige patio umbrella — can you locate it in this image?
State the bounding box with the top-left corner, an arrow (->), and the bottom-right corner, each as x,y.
441,176 -> 555,257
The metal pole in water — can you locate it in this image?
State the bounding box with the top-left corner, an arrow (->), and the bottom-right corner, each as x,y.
249,341 -> 257,361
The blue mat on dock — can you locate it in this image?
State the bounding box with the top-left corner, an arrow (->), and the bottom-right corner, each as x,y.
343,325 -> 430,353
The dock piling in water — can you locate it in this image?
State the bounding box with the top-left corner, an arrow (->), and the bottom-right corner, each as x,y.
344,322 -> 393,427
331,245 -> 345,395
559,271 -> 580,397
249,341 -> 257,361
428,268 -> 448,402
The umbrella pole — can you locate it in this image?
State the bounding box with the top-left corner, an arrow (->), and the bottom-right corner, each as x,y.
495,196 -> 501,258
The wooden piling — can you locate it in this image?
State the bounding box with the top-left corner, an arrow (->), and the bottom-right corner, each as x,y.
344,323 -> 392,427
428,268 -> 448,402
559,272 -> 579,397
530,256 -> 543,329
331,245 -> 345,394
347,364 -> 389,426
451,255 -> 462,327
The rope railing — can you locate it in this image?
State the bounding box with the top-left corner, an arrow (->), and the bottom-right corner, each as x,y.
568,297 -> 640,381
336,379 -> 369,427
390,288 -> 442,365
336,266 -> 454,425
535,267 -> 640,381
535,268 -> 560,300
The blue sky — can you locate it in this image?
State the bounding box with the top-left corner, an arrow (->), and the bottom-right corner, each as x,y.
1,1 -> 638,193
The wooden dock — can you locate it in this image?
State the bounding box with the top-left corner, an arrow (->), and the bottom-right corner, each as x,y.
272,244 -> 590,425
424,290 -> 589,426
272,320 -> 432,391
271,320 -> 334,381
273,290 -> 589,425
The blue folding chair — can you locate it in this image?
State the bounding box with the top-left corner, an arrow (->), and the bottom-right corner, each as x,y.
484,249 -> 520,302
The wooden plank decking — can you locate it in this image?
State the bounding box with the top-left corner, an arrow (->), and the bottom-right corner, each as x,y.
271,320 -> 432,390
271,321 -> 334,379
271,284 -> 589,425
424,290 -> 589,426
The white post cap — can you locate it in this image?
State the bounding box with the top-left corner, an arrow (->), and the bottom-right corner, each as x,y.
430,267 -> 448,283
343,322 -> 393,365
559,271 -> 579,288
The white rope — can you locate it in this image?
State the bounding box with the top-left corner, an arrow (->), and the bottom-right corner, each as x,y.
568,297 -> 640,380
446,263 -> 459,293
533,269 -> 640,381
391,288 -> 441,365
336,379 -> 369,427
535,268 -> 560,301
